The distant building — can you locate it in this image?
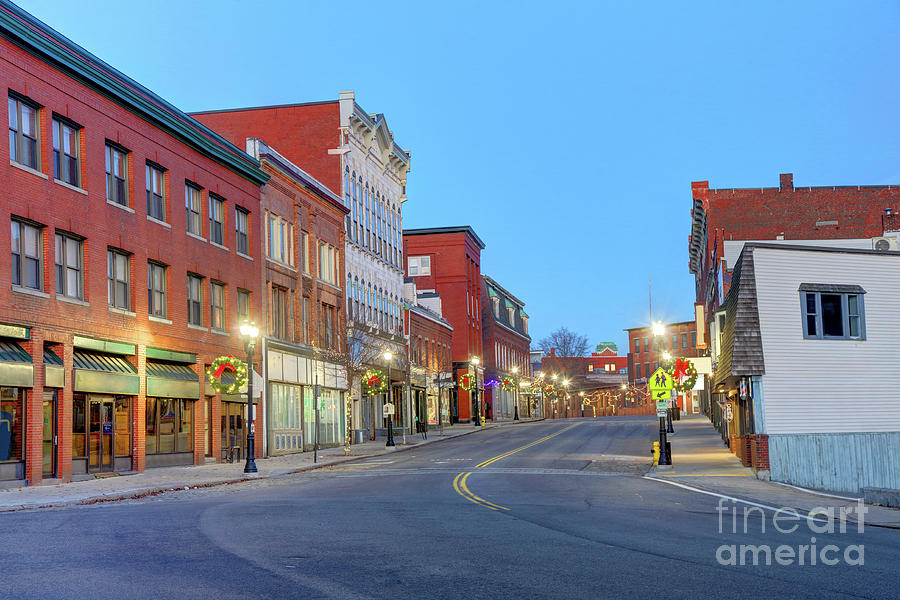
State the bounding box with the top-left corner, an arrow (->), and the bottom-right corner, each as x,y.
480,275 -> 531,420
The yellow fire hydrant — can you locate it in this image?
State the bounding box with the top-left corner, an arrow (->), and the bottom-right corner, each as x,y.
651,441 -> 660,466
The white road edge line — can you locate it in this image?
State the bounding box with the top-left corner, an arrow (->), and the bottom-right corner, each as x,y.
769,481 -> 859,502
642,476 -> 828,523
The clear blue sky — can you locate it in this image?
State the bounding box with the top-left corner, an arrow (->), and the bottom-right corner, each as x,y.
19,0 -> 900,353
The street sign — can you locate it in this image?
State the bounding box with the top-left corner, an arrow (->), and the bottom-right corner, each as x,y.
383,403 -> 395,416
656,400 -> 668,417
648,368 -> 673,393
652,388 -> 671,400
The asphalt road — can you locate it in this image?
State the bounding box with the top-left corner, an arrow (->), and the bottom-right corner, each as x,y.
1,417 -> 898,599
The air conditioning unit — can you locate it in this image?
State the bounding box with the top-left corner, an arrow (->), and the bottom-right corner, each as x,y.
872,235 -> 899,251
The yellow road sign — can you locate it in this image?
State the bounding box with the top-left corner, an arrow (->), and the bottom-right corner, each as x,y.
648,368 -> 673,392
652,389 -> 671,400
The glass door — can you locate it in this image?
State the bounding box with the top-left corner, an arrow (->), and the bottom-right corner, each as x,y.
42,391 -> 56,477
88,398 -> 114,472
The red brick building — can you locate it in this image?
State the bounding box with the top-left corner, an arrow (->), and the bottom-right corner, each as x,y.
404,283 -> 453,429
403,226 -> 485,423
480,275 -> 531,420
540,349 -> 629,419
245,139 -> 349,457
626,320 -> 700,384
0,4 -> 267,485
689,172 -> 900,320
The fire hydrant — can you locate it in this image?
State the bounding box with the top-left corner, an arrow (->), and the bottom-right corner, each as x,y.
651,441 -> 660,466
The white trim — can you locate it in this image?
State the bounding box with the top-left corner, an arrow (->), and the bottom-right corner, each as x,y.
9,160 -> 48,180
187,323 -> 208,332
106,200 -> 135,214
57,295 -> 88,306
108,306 -> 136,317
186,231 -> 207,243
148,315 -> 172,325
237,251 -> 253,261
11,285 -> 49,298
210,241 -> 229,252
53,178 -> 87,195
146,215 -> 171,229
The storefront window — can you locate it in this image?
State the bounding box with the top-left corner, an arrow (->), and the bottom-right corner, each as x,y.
145,397 -> 157,455
0,387 -> 23,462
178,400 -> 191,452
319,389 -> 342,447
146,398 -> 193,454
114,396 -> 130,456
72,394 -> 86,457
272,382 -> 302,452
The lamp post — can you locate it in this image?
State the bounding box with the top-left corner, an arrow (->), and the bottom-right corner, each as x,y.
579,391 -> 585,418
563,380 -> 570,419
652,322 -> 672,465
471,356 -> 481,426
512,366 -> 520,421
239,321 -> 259,476
384,351 -> 395,447
537,373 -> 545,419
620,383 -> 627,411
662,351 -> 674,433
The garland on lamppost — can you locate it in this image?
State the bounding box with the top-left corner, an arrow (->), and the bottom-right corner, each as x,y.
362,369 -> 388,394
500,376 -> 516,392
458,373 -> 475,391
206,355 -> 248,394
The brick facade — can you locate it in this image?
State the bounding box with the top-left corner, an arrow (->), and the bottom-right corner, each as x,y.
0,7 -> 266,485
480,275 -> 531,421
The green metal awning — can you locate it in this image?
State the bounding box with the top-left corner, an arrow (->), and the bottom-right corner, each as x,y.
73,350 -> 138,394
146,360 -> 199,398
0,340 -> 33,387
43,347 -> 64,388
504,299 -> 517,310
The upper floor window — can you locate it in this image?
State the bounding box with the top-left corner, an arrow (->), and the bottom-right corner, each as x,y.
11,219 -> 43,290
146,163 -> 166,222
272,286 -> 290,340
800,285 -> 866,340
301,231 -> 310,274
53,118 -> 81,187
237,289 -> 251,323
266,213 -> 294,266
105,143 -> 129,207
408,255 -> 431,276
8,95 -> 39,170
507,306 -> 516,325
210,281 -> 225,331
522,316 -> 529,334
209,194 -> 225,246
107,249 -> 131,310
691,332 -> 697,347
318,242 -> 338,285
148,261 -> 167,319
235,207 -> 250,255
187,274 -> 203,326
634,338 -> 640,354
55,232 -> 83,300
643,338 -> 649,352
185,183 -> 202,236
681,332 -> 688,349
491,296 -> 500,317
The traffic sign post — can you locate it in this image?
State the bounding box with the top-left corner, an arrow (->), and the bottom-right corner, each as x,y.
648,368 -> 673,466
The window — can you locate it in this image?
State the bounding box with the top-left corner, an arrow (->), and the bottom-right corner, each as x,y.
11,220 -> 43,290
301,231 -> 310,273
148,262 -> 167,318
105,144 -> 129,206
318,242 -> 337,285
210,281 -> 225,331
55,233 -> 83,299
408,255 -> 431,276
320,304 -> 336,350
185,183 -> 202,236
266,213 -> 293,266
237,289 -> 251,323
209,195 -> 225,246
634,338 -> 640,354
235,207 -> 249,255
53,118 -> 80,186
145,398 -> 193,454
187,274 -> 203,326
635,363 -> 641,379
644,363 -> 650,378
643,338 -> 649,352
146,163 -> 166,222
672,334 -> 678,349
272,286 -> 290,340
302,296 -> 310,344
681,333 -> 688,349
691,332 -> 697,347
107,249 -> 131,310
9,94 -> 39,170
801,286 -> 865,340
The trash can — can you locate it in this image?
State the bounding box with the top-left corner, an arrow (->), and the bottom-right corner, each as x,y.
354,429 -> 366,444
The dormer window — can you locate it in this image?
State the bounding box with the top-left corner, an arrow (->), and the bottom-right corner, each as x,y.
492,296 -> 500,317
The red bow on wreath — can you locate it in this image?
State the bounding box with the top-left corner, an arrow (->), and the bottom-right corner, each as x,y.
673,358 -> 689,381
367,375 -> 381,386
213,355 -> 237,378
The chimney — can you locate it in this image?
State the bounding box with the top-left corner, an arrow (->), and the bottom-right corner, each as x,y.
779,173 -> 794,191
549,348 -> 556,357
884,207 -> 897,233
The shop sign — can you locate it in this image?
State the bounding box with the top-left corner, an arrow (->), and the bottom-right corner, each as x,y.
384,403 -> 395,416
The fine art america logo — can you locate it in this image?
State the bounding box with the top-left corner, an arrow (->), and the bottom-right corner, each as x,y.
715,499 -> 866,567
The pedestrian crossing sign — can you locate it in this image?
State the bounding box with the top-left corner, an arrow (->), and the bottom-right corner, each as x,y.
648,368 -> 673,392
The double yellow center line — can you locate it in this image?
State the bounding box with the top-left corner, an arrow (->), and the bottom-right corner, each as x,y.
453,422 -> 582,511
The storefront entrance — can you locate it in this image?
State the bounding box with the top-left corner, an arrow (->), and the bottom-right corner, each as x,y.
42,391 -> 57,477
88,398 -> 114,472
221,401 -> 246,462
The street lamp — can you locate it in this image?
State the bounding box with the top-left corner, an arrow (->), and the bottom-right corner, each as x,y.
471,356 -> 481,426
537,372 -> 545,419
512,366 -> 520,421
383,351 -> 395,447
579,391 -> 585,418
563,379 -> 570,419
651,321 -> 672,465
239,321 -> 259,476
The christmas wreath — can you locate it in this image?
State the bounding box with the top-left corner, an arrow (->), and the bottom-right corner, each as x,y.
543,383 -> 556,396
625,390 -> 635,400
669,358 -> 698,392
206,355 -> 248,394
458,373 -> 475,391
363,369 -> 388,394
500,376 -> 516,392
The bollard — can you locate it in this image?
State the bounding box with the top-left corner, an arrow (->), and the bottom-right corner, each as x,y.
651,441 -> 660,466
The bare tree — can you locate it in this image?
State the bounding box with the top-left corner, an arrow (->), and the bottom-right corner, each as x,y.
538,327 -> 589,357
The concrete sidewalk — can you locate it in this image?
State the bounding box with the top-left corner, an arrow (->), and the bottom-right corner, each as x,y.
647,415 -> 900,529
0,418 -> 543,512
